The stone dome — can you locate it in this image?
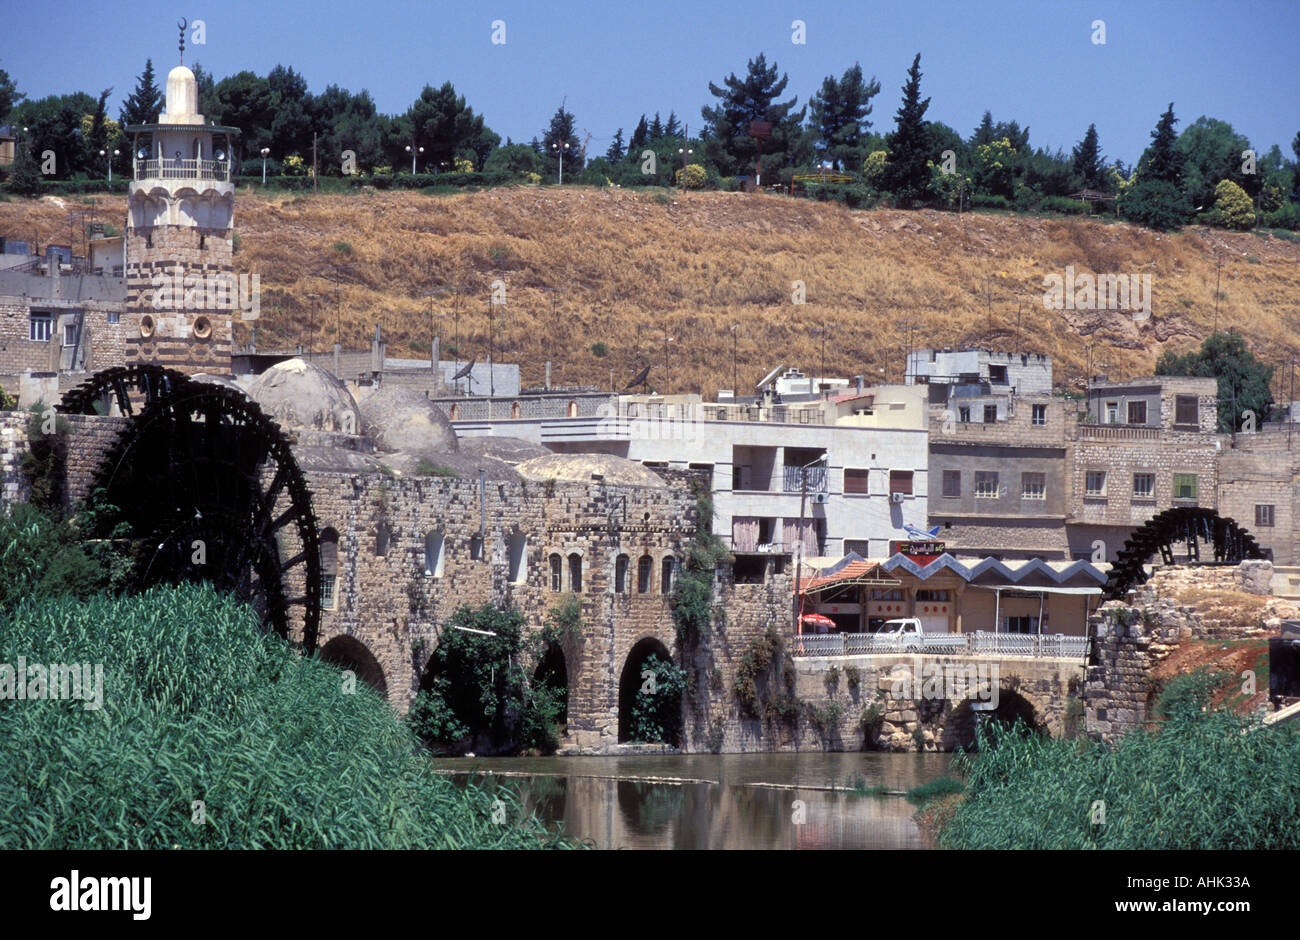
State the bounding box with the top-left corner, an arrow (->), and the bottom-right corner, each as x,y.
356,385 -> 458,456
514,452 -> 667,488
246,358 -> 360,434
458,435 -> 550,464
161,65 -> 202,124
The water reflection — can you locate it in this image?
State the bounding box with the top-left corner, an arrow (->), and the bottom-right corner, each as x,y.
440,752 -> 952,850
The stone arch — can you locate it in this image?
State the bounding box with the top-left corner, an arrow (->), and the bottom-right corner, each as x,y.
1103,507 -> 1268,599
533,641 -> 569,730
660,553 -> 677,595
319,634 -> 388,698
941,686 -> 1044,751
636,553 -> 654,594
618,636 -> 680,745
613,552 -> 630,594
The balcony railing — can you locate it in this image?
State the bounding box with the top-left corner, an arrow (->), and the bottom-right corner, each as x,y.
792,630 -> 1088,660
783,464 -> 828,493
1078,423 -> 1160,441
134,158 -> 232,182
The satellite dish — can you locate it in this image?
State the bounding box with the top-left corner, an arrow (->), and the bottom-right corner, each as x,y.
623,363 -> 651,392
755,363 -> 785,391
451,359 -> 475,381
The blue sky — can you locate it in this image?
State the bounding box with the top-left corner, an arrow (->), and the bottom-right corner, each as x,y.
4,0 -> 1297,163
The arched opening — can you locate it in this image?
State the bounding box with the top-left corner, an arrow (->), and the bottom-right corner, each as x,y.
319,527 -> 339,610
375,523 -> 391,557
614,553 -> 629,594
567,400 -> 578,418
319,635 -> 387,698
449,403 -> 460,420
424,529 -> 445,577
511,401 -> 522,419
618,637 -> 681,745
568,552 -> 583,593
507,528 -> 527,583
637,554 -> 653,594
548,553 -> 562,591
532,642 -> 569,733
944,689 -> 1042,751
661,555 -> 676,595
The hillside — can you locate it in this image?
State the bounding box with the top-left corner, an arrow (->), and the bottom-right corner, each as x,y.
4,187 -> 1299,399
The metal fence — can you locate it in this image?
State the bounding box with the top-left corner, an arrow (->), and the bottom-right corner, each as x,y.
793,630 -> 1088,660
134,158 -> 232,182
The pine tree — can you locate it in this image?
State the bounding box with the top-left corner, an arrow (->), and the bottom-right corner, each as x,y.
628,115 -> 649,158
605,128 -> 625,162
648,112 -> 663,141
542,103 -> 582,179
808,62 -> 881,170
1072,123 -> 1105,189
5,136 -> 41,195
1138,103 -> 1184,185
663,111 -> 682,140
699,52 -> 806,179
120,59 -> 162,127
882,53 -> 932,206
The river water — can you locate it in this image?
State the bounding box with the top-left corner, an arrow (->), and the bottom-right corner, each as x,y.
437,752 -> 954,849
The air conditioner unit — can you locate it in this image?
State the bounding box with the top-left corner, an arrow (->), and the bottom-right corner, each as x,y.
890,492 -> 906,503
813,492 -> 828,504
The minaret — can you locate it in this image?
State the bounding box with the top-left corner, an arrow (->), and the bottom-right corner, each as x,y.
123,23 -> 241,374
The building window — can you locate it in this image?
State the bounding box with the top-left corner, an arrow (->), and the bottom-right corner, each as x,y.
107,310 -> 120,324
988,365 -> 1008,385
888,470 -> 913,495
661,556 -> 676,594
1132,473 -> 1155,499
507,529 -> 527,582
1085,471 -> 1107,497
1128,401 -> 1147,425
375,524 -> 390,556
469,533 -> 484,560
29,312 -> 52,342
62,323 -> 79,347
1174,395 -> 1199,428
1173,473 -> 1198,500
567,400 -> 578,418
1105,402 -> 1118,424
1005,615 -> 1039,634
974,471 -> 999,499
1255,504 -> 1275,527
568,553 -> 583,593
549,553 -> 563,592
942,470 -> 961,498
958,406 -> 970,423
869,589 -> 905,601
983,404 -> 998,423
916,589 -> 950,602
844,539 -> 871,557
844,468 -> 869,495
319,527 -> 339,611
1021,472 -> 1045,500
637,555 -> 653,594
614,553 -> 629,593
424,530 -> 445,577
1031,404 -> 1046,426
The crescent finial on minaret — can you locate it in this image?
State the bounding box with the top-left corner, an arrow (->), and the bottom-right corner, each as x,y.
178,18 -> 188,64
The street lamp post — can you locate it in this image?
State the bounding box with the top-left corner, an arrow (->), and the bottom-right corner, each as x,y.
551,140 -> 569,184
405,144 -> 424,174
99,148 -> 120,183
677,143 -> 693,189
791,453 -> 829,641
260,147 -> 270,185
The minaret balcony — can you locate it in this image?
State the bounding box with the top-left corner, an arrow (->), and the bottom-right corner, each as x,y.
134,157 -> 232,183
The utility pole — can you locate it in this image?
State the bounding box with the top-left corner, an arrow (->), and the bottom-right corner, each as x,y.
1213,252 -> 1223,335
791,453 -> 828,641
728,323 -> 738,396
312,132 -> 318,194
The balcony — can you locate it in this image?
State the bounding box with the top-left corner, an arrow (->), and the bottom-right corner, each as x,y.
134,158 -> 232,183
782,464 -> 828,493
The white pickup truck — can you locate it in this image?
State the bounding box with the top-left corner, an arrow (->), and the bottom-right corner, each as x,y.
878,617 -> 924,651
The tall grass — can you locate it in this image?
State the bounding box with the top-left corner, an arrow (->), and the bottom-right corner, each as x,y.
0,583 -> 568,849
938,702 -> 1300,849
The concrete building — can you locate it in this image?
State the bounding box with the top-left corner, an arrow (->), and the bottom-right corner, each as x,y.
907,348 -> 1053,396
448,383 -> 932,570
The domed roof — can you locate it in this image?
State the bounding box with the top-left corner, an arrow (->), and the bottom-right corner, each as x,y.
515,452 -> 667,488
190,373 -> 247,396
458,435 -> 550,464
246,358 -> 360,434
356,385 -> 458,455
160,65 -> 202,124
376,450 -> 521,482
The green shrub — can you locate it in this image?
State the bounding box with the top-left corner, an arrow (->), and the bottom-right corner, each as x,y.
0,584 -> 566,848
1117,179 -> 1192,231
627,654 -> 685,745
1210,179 -> 1256,230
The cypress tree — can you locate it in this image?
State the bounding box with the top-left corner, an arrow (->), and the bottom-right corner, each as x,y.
882,53 -> 932,206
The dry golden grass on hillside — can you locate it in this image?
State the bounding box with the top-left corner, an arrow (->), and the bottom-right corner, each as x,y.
5,187 -> 1299,398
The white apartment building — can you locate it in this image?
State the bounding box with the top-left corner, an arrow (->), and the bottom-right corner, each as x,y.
451,384 -> 930,574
